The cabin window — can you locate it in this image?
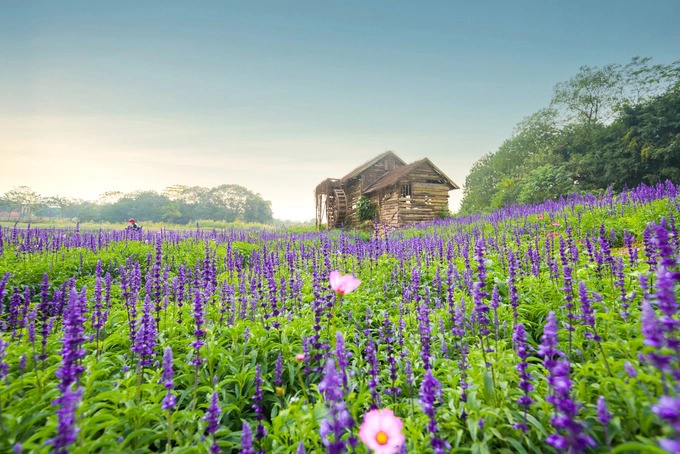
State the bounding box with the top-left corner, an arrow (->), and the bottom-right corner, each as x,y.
400,184 -> 411,198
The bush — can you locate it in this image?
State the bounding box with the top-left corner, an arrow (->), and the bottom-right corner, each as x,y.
357,196 -> 376,222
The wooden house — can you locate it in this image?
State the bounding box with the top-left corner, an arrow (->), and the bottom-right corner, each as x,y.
315,151 -> 459,229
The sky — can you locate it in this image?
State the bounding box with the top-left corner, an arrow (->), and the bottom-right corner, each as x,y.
1,1 -> 679,221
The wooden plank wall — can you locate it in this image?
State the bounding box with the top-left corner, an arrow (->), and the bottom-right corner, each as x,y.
398,167 -> 451,225
344,156 -> 404,227
344,180 -> 362,227
339,157 -> 451,227
375,189 -> 400,227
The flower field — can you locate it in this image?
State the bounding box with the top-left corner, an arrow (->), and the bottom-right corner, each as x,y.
1,182 -> 679,453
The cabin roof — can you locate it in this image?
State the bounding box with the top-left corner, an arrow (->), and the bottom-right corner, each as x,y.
362,158 -> 459,194
339,150 -> 406,183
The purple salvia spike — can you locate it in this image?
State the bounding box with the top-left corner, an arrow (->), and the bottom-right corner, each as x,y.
241,422 -> 255,454
419,369 -> 450,453
161,346 -> 176,411
252,364 -> 267,441
512,322 -> 533,432
203,391 -> 221,454
318,359 -> 353,453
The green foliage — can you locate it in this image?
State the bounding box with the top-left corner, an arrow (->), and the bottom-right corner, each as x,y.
0,190 -> 678,453
516,164 -> 575,205
14,183 -> 275,225
357,196 -> 376,222
1,186 -> 45,220
460,57 -> 680,214
231,241 -> 261,265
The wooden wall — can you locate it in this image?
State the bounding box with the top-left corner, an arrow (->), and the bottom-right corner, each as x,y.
374,189 -> 400,227
344,179 -> 362,226
361,154 -> 403,189
343,155 -> 405,227
339,157 -> 451,228
399,181 -> 449,225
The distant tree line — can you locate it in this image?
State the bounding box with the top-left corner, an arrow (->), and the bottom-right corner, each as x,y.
0,184 -> 274,224
460,56 -> 680,213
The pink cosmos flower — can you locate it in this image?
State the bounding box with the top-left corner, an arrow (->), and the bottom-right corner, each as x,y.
537,215 -> 544,220
329,271 -> 361,295
295,353 -> 305,362
359,408 -> 405,454
551,221 -> 560,226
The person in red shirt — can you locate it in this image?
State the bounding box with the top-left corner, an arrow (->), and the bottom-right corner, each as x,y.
128,219 -> 142,231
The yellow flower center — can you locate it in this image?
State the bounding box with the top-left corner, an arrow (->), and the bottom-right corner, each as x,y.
375,431 -> 389,445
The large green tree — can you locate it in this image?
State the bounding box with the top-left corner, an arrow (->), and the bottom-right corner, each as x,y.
459,57 -> 680,214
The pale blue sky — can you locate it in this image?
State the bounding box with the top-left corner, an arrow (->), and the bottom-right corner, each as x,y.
1,1 -> 678,220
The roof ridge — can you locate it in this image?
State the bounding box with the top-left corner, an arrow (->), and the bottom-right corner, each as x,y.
362,158 -> 458,193
338,150 -> 405,182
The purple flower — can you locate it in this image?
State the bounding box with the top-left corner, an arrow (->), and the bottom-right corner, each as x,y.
93,259 -> 104,332
660,438 -> 680,453
240,422 -> 255,454
296,441 -> 305,454
203,391 -> 221,453
48,386 -> 83,454
513,323 -> 533,432
319,359 -> 343,403
55,287 -> 87,393
652,396 -> 680,431
472,238 -> 491,339
0,272 -> 10,309
508,250 -> 519,322
0,338 -> 8,380
132,295 -> 157,367
275,352 -> 283,387
623,229 -> 638,266
204,392 -> 221,433
537,312 -> 561,362
417,295 -> 433,370
161,347 -> 176,411
27,306 -> 37,345
419,369 -> 450,453
18,354 -> 26,374
365,335 -> 381,407
318,359 -> 353,453
252,364 -> 268,441
640,249 -> 679,374
597,396 -> 611,426
191,289 -> 206,366
577,282 -> 601,341
540,312 -> 595,453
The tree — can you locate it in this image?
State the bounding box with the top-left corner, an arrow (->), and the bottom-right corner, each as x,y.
517,164 -> 575,205
459,153 -> 501,213
460,57 -> 680,214
243,193 -> 273,223
2,186 -> 44,220
551,57 -> 680,126
97,191 -> 125,205
161,201 -> 183,224
551,63 -> 623,125
460,108 -> 560,213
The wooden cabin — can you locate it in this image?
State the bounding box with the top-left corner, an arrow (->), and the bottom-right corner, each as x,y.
315,151 -> 459,229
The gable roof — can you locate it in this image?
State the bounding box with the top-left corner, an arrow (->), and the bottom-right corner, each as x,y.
362,158 -> 459,194
339,150 -> 406,183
